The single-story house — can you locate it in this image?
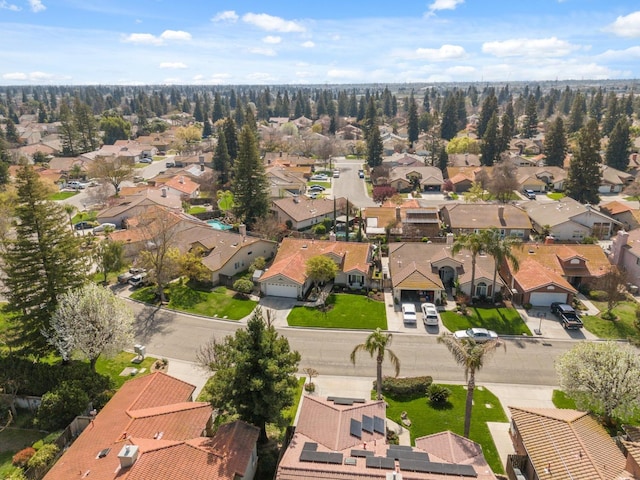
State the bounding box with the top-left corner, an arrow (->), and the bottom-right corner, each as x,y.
441,203 -> 532,240
600,201 -> 640,231
43,372 -> 259,480
271,196 -> 347,231
600,165 -> 634,193
265,165 -> 307,198
259,237 -> 372,299
276,395 -> 497,480
609,229 -> 640,287
97,189 -> 183,228
388,166 -> 444,192
363,200 -> 441,239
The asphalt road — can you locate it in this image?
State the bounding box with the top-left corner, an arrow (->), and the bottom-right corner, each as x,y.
129,300 -> 570,387
331,158 -> 377,209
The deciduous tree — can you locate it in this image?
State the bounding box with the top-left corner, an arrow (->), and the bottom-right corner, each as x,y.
88,157 -> 134,196
305,255 -> 338,294
488,161 -> 518,203
94,238 -> 125,284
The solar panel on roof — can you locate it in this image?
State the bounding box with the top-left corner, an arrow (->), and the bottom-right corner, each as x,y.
344,457 -> 357,466
387,449 -> 429,461
388,445 -> 414,451
373,415 -> 385,434
398,459 -> 477,477
302,442 -> 317,451
300,450 -> 344,465
300,450 -> 323,463
351,449 -> 374,458
326,453 -> 343,464
362,415 -> 374,433
366,456 -> 396,469
332,397 -> 354,405
350,418 -> 362,438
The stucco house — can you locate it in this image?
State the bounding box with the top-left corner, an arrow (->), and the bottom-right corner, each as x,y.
441,203 -> 532,240
609,229 -> 640,287
259,237 -> 372,298
388,166 -> 444,192
96,189 -> 183,228
271,196 -> 347,231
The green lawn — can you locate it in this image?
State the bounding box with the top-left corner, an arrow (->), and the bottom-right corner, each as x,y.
581,300 -> 640,341
130,284 -> 257,320
440,307 -> 532,336
72,210 -> 98,223
384,385 -> 507,474
547,192 -> 565,200
283,378 -> 306,425
552,390 -> 577,409
95,351 -> 157,388
0,428 -> 49,478
188,205 -> 207,214
48,191 -> 78,200
287,293 -> 386,329
308,181 -> 331,189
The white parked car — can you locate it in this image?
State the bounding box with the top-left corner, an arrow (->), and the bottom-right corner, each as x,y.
93,222 -> 116,233
421,303 -> 440,326
310,174 -> 329,181
453,327 -> 498,343
401,303 -> 417,325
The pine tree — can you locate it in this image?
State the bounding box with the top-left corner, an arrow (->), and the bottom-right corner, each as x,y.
4,118 -> 19,144
522,95 -> 538,138
565,119 -> 602,204
605,118 -> 631,171
366,121 -> 384,168
223,117 -> 239,163
407,93 -> 419,147
602,93 -> 619,136
232,125 -> 269,226
590,88 -> 604,122
543,116 -> 568,167
73,98 -> 99,152
480,113 -> 500,166
213,130 -> 231,184
0,165 -> 88,355
478,90 -> 498,138
440,95 -> 458,141
212,92 -> 224,122
567,92 -> 586,133
59,101 -> 79,156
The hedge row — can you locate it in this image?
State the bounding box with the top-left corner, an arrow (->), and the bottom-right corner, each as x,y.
374,376 -> 433,396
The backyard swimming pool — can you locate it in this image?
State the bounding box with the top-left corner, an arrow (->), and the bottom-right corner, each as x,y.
207,219 -> 233,231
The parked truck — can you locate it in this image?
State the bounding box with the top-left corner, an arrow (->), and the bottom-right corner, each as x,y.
551,302 -> 584,329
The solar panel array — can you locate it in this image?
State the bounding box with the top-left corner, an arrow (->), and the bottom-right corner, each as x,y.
350,418 -> 362,438
362,415 -> 373,433
399,459 -> 477,477
350,449 -> 374,458
365,456 -> 396,469
302,442 -> 317,451
299,450 -> 343,465
387,448 -> 429,462
327,396 -> 366,406
373,415 -> 385,434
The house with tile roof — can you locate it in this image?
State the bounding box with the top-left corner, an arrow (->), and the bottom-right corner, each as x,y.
514,166 -> 567,193
609,229 -> 640,287
600,201 -> 640,231
441,203 -> 532,240
265,165 -> 307,198
600,164 -> 634,193
501,243 -> 611,306
522,196 -> 621,241
363,200 -> 441,240
276,395 -> 497,480
259,237 -> 372,298
44,372 -> 260,480
96,189 -> 183,228
387,166 -> 444,192
163,174 -> 200,199
508,407 -> 629,480
388,240 -> 502,303
271,196 -> 347,231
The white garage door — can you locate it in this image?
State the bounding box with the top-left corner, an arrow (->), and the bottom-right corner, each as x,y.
530,292 -> 568,306
266,283 -> 298,298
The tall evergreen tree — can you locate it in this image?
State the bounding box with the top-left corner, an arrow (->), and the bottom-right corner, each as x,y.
0,166 -> 87,355
366,121 -> 384,168
59,101 -> 79,156
212,92 -> 224,122
407,93 -> 419,147
232,125 -> 269,226
565,119 -> 602,204
440,95 -> 458,141
602,93 -> 619,136
477,90 -> 498,138
590,88 -> 604,122
4,118 -> 19,144
73,98 -> 100,152
605,118 -> 631,171
213,130 -> 231,184
567,91 -> 586,134
543,116 -> 568,167
480,114 -> 501,167
223,117 -> 239,163
522,95 -> 538,138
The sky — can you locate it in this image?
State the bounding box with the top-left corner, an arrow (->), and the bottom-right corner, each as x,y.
1,0 -> 640,85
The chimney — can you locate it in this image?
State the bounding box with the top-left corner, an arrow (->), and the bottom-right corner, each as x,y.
200,163 -> 205,171
395,206 -> 401,223
633,153 -> 638,162
117,445 -> 139,469
329,231 -> 337,242
161,187 -> 167,198
446,232 -> 454,245
179,176 -> 185,184
279,150 -> 283,157
609,229 -> 629,266
544,235 -> 555,245
199,155 -> 204,164
239,224 -> 247,238
498,205 -> 504,220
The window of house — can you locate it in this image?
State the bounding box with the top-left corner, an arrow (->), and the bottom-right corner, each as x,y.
475,282 -> 487,297
234,262 -> 240,270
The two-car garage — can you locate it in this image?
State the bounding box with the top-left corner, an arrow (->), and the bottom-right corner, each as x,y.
529,292 -> 569,306
264,283 -> 299,299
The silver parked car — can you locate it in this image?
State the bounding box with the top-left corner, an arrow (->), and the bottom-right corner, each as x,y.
421,303 -> 440,326
453,327 -> 498,342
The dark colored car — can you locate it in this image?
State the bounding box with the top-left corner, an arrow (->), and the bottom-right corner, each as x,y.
74,221 -> 95,230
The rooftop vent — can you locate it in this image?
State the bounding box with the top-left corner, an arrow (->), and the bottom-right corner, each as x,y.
117,445 -> 139,469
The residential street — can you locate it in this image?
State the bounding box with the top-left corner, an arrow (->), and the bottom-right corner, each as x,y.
129,299 -> 571,386
331,158 -> 377,209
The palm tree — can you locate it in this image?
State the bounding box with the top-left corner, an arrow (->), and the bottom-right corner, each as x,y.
350,328 -> 400,400
451,232 -> 487,300
438,334 -> 504,437
483,228 -> 522,302
63,204 -> 77,232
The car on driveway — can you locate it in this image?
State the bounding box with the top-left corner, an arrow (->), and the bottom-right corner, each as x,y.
309,185 -> 326,192
523,189 -> 536,200
453,327 -> 498,342
401,303 -> 417,325
550,302 -> 584,329
139,157 -> 153,164
93,222 -> 116,233
421,302 -> 440,326
74,221 -> 97,230
310,174 -> 329,181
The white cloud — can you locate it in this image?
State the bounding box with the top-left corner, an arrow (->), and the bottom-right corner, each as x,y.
415,44 -> 466,61
262,35 -> 281,44
296,71 -> 313,78
446,65 -> 476,76
482,37 -> 579,57
327,69 -> 363,80
247,72 -> 275,81
301,41 -> 315,48
211,10 -> 238,22
242,13 -> 305,33
29,71 -> 54,80
606,11 -> 640,38
122,33 -> 164,45
0,1 -> 20,11
3,72 -> 28,80
28,0 -> 45,12
249,47 -> 277,56
160,30 -> 192,41
426,0 -> 463,15
597,46 -> 640,60
3,71 -> 54,81
159,62 -> 187,69
192,74 -> 204,81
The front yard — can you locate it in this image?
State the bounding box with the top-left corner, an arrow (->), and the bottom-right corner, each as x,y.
581,300 -> 640,342
384,385 -> 507,474
130,284 -> 257,320
287,293 -> 386,329
440,307 -> 532,336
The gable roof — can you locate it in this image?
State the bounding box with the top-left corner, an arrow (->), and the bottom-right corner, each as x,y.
510,407 -> 628,480
442,203 -> 532,230
272,196 -> 346,223
522,196 -> 619,228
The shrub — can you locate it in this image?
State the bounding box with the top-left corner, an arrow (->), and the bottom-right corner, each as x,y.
588,290 -> 608,302
304,382 -> 316,393
12,447 -> 36,468
233,278 -> 254,296
374,376 -> 433,397
313,224 -> 327,235
523,303 -> 532,310
6,470 -> 27,480
35,381 -> 89,431
249,256 -> 266,273
426,384 -> 451,406
26,444 -> 59,470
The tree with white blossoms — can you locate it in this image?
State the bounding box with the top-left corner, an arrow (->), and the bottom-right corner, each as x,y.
45,283 -> 134,371
556,341 -> 640,427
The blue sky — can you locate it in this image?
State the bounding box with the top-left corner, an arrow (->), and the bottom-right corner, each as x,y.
1,0 -> 640,85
